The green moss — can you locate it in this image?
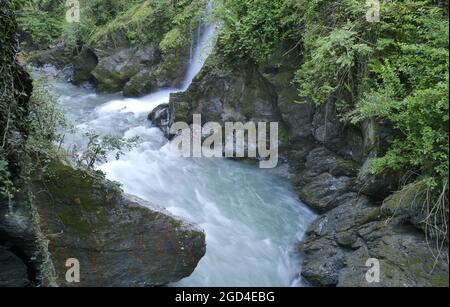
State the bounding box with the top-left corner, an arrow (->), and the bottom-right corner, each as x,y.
38,161 -> 121,232
59,209 -> 92,233
431,273 -> 449,287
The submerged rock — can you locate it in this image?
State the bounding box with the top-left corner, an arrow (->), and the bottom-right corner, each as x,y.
148,103 -> 171,136
32,162 -> 206,287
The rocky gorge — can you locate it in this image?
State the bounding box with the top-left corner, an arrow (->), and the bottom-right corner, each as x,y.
2,0 -> 449,287
1,1 -> 206,286
165,46 -> 449,286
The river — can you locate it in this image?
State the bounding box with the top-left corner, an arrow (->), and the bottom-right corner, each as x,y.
47,5 -> 316,286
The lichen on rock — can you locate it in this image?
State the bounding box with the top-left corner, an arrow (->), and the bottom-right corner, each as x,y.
28,161 -> 206,287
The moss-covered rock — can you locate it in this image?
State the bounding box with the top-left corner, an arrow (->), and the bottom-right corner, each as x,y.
169,54 -> 288,139
72,47 -> 98,85
92,44 -> 160,93
123,70 -> 157,97
32,161 -> 206,287
380,182 -> 440,237
300,192 -> 449,287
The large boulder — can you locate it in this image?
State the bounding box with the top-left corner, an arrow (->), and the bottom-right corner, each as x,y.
297,173 -> 353,213
32,162 -> 206,287
72,47 -> 99,85
354,157 -> 398,199
170,56 -> 283,125
148,103 -> 171,136
92,44 -> 161,93
300,194 -> 449,287
123,70 -> 157,97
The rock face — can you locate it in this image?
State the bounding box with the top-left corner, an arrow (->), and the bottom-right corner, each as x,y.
148,103 -> 171,136
169,45 -> 449,287
170,57 -> 283,125
0,246 -> 30,287
72,47 -> 98,85
31,40 -> 75,69
32,162 -> 206,287
91,44 -> 161,93
300,193 -> 449,287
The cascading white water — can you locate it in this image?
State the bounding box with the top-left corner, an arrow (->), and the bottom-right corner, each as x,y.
51,2 -> 316,287
182,1 -> 218,90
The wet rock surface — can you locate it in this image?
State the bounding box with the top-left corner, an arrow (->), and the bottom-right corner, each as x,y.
0,246 -> 30,287
72,47 -> 98,85
169,56 -> 283,125
31,162 -> 206,287
91,44 -> 161,93
169,47 -> 449,287
148,103 -> 171,136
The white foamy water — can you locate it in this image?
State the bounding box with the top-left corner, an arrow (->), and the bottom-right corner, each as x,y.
50,3 -> 316,286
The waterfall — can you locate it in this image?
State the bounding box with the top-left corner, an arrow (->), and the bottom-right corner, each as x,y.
182,1 -> 219,90
51,0 -> 316,287
97,1 -> 219,117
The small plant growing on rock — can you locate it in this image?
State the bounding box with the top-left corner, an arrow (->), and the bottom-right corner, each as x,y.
73,131 -> 139,169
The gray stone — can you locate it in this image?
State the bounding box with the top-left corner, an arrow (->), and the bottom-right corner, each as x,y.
300,193 -> 449,287
297,173 -> 353,213
72,47 -> 98,85
148,103 -> 171,136
169,56 -> 282,125
304,147 -> 358,178
33,162 -> 206,287
355,157 -> 397,199
0,246 -> 30,287
123,70 -> 157,97
92,44 -> 160,93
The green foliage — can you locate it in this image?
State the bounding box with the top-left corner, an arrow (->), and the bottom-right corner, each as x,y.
215,0 -> 302,63
15,0 -> 65,48
28,78 -> 68,146
216,0 -> 448,201
86,0 -> 204,47
296,23 -> 373,111
349,1 -> 449,189
87,0 -> 167,46
15,0 -> 206,53
73,131 -> 139,169
1,0 -> 30,198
